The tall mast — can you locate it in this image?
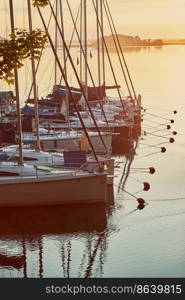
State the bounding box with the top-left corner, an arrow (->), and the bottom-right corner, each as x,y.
104,0 -> 137,99
84,0 -> 88,98
27,0 -> 40,150
100,0 -> 105,85
92,0 -> 126,115
9,0 -> 23,165
96,0 -> 101,96
43,1 -> 107,151
66,0 -> 109,125
59,0 -> 66,79
38,5 -> 106,164
80,0 -> 83,81
54,0 -> 58,86
103,0 -> 133,99
59,0 -> 69,123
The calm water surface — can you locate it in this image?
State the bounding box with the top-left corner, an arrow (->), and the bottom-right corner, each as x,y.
0,45 -> 185,278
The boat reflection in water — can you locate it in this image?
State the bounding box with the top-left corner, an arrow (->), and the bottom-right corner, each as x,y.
112,119 -> 141,156
0,187 -> 114,278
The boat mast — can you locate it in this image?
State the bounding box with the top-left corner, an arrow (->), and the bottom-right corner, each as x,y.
59,0 -> 66,81
27,6 -> 54,100
65,0 -> 109,125
103,0 -> 133,99
42,1 -> 107,152
96,0 -> 101,97
38,6 -> 104,165
92,0 -> 126,115
100,0 -> 105,86
27,0 -> 41,151
9,0 -> 23,165
104,0 -> 137,99
80,0 -> 83,82
51,1 -> 107,150
84,0 -> 88,99
59,0 -> 69,124
54,0 -> 58,86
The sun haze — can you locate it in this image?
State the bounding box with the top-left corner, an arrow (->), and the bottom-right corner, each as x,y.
0,0 -> 185,40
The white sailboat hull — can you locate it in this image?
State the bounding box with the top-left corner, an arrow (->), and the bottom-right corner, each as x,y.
0,173 -> 107,207
23,131 -> 112,154
41,137 -> 80,152
1,146 -> 114,184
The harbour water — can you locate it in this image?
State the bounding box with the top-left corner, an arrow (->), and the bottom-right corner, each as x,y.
0,45 -> 185,278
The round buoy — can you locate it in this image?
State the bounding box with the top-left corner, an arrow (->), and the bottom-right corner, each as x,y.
137,203 -> 145,210
161,147 -> 166,153
143,182 -> 150,191
173,131 -> 177,135
167,125 -> 171,130
173,110 -> 177,114
137,198 -> 145,205
149,167 -> 155,174
170,119 -> 174,123
169,137 -> 175,143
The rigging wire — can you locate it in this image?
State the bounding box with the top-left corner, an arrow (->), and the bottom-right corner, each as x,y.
104,0 -> 137,100
103,0 -> 133,99
91,0 -> 126,116
65,0 -> 109,126
38,4 -> 105,164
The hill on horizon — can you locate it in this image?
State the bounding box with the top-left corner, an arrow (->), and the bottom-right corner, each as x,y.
91,34 -> 163,48
90,34 -> 185,48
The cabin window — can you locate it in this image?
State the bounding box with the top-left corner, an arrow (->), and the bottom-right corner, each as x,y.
23,157 -> 38,161
8,156 -> 38,162
0,171 -> 20,176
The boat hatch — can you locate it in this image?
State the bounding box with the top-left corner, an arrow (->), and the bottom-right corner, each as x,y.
34,165 -> 53,172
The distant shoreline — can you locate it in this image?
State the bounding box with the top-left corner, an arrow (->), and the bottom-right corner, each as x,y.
89,35 -> 185,48
67,43 -> 185,48
163,42 -> 185,45
44,43 -> 185,49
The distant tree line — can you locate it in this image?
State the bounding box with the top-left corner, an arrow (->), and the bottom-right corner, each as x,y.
92,34 -> 164,48
133,35 -> 163,46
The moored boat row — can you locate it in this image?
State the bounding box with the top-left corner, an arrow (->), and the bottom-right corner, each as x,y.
0,0 -> 141,207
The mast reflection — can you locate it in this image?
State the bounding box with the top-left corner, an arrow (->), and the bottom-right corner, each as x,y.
0,200 -> 112,278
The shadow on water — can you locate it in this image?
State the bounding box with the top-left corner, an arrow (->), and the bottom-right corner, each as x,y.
0,203 -> 108,236
0,187 -> 115,278
118,142 -> 138,191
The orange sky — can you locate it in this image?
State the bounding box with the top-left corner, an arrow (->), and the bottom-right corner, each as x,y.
0,0 -> 185,39
107,0 -> 185,39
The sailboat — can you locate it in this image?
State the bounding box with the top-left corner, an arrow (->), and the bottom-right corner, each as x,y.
21,125 -> 113,155
0,161 -> 107,206
34,0 -> 141,153
0,144 -> 114,185
0,0 -> 107,207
